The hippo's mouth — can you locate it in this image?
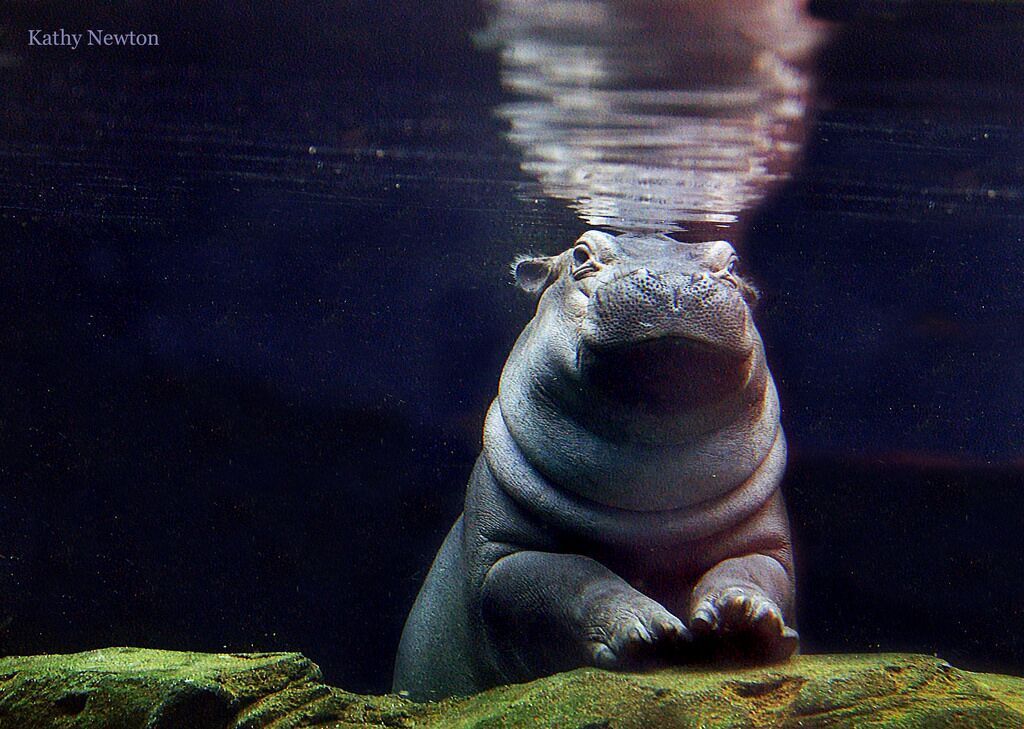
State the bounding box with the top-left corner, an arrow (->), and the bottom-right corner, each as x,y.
578,334 -> 751,412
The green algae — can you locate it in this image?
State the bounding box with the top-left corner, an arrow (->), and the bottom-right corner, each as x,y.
0,648 -> 1020,728
426,654 -> 1024,729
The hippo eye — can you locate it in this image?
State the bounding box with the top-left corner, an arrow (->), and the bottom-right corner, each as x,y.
571,243 -> 598,278
572,244 -> 592,266
711,255 -> 742,290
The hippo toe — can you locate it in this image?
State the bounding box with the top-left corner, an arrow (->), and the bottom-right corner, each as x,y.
582,589 -> 692,670
690,586 -> 799,663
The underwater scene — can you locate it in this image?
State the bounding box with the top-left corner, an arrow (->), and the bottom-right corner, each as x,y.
1,0 -> 1023,726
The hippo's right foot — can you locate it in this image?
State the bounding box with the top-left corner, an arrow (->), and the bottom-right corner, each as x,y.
689,586 -> 798,663
581,588 -> 692,669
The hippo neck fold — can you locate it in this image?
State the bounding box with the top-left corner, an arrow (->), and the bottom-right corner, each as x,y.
482,400 -> 786,547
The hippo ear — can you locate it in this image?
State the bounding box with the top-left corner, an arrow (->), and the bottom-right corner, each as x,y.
512,255 -> 558,295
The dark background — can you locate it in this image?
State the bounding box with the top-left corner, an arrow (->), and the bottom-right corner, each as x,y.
1,1 -> 1022,693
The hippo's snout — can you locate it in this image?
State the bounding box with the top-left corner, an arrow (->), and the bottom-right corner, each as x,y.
582,267 -> 752,356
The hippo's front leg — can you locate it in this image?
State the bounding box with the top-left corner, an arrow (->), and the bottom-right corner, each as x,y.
480,551 -> 691,680
688,552 -> 798,662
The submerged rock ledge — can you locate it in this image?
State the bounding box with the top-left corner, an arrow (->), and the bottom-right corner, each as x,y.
0,648 -> 1021,728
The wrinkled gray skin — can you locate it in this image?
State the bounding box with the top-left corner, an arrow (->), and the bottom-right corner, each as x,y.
393,231 -> 797,701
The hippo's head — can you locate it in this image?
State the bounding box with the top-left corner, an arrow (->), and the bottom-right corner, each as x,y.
511,231 -> 764,426
497,230 -> 780,509
517,230 -> 757,352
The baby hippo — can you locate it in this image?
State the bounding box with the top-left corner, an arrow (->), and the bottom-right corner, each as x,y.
394,231 -> 797,701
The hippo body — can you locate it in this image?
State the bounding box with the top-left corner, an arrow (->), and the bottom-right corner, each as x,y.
394,232 -> 797,701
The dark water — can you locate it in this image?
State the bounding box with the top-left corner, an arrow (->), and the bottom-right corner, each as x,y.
1,0 -> 1022,693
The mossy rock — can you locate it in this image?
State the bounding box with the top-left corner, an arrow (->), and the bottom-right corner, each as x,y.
0,648 -> 1021,728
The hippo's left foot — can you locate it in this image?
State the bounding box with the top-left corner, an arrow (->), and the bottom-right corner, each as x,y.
689,586 -> 798,663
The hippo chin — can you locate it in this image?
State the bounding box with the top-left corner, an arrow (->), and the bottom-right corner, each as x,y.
393,231 -> 797,701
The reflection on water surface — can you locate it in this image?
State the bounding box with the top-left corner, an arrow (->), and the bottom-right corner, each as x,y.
478,0 -> 828,236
